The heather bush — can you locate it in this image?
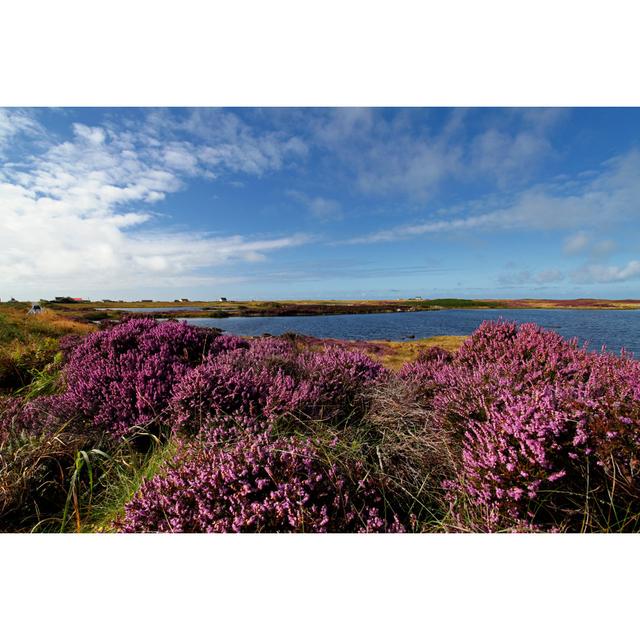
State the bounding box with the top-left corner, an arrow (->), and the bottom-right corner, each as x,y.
247,336 -> 298,364
119,431 -> 405,533
170,338 -> 386,436
58,319 -> 223,438
415,345 -> 454,365
170,359 -> 300,435
297,347 -> 388,421
3,315 -> 639,533
456,321 -> 588,387
394,321 -> 640,531
0,393 -> 80,439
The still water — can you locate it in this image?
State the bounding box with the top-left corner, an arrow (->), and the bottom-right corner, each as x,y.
179,309 -> 640,356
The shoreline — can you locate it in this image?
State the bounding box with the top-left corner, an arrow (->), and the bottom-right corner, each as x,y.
8,297 -> 638,323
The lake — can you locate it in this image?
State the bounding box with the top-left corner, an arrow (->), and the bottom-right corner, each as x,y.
179,308 -> 640,356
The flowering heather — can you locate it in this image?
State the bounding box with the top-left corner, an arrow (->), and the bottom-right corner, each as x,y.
415,345 -> 455,365
4,316 -> 639,533
0,393 -> 81,441
120,432 -> 405,533
397,321 -> 640,531
170,359 -> 311,435
58,319 -> 223,438
171,339 -> 386,435
247,336 -> 298,364
298,347 -> 388,420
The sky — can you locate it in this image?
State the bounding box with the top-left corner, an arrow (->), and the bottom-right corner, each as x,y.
1,107 -> 640,301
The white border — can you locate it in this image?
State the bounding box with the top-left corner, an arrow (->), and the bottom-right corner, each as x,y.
2,1 -> 639,636
1,0 -> 640,106
2,533 -> 639,639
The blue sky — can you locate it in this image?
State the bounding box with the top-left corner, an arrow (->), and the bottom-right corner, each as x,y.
1,107 -> 639,300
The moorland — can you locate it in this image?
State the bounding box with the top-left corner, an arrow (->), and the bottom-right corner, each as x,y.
1,300 -> 639,533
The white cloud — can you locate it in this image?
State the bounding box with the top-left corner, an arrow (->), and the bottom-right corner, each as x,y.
470,129 -> 552,186
312,108 -> 376,146
498,268 -> 565,286
571,260 -> 640,284
310,108 -> 562,202
0,108 -> 43,156
564,231 -> 590,254
152,109 -> 309,177
592,239 -> 617,257
286,190 -> 343,221
563,231 -> 617,257
347,149 -> 640,243
0,113 -> 310,297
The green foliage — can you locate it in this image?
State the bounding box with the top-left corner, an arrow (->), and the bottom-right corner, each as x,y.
0,313 -> 24,343
19,352 -> 64,400
0,338 -> 61,391
82,311 -> 111,321
77,437 -> 179,532
417,298 -> 495,309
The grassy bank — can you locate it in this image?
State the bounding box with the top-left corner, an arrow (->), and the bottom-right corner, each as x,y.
0,303 -> 94,392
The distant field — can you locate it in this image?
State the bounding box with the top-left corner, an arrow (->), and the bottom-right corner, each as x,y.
30,296 -> 640,323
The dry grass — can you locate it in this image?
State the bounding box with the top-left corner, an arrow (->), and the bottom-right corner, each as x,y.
0,424 -> 93,532
370,335 -> 466,370
0,305 -> 94,391
0,305 -> 94,344
362,379 -> 462,528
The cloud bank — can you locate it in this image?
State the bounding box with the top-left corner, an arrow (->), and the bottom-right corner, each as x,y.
0,110 -> 309,297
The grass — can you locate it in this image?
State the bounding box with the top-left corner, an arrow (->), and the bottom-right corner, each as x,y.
77,435 -> 179,532
0,412 -> 180,533
0,304 -> 94,342
370,335 -> 467,370
0,304 -> 94,392
412,298 -> 497,309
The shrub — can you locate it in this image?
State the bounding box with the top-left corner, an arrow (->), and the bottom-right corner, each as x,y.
170,339 -> 387,435
399,321 -> 640,532
119,432 -> 405,533
0,393 -> 80,439
415,345 -> 454,365
58,318 -> 223,438
171,357 -> 319,437
298,347 -> 388,420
